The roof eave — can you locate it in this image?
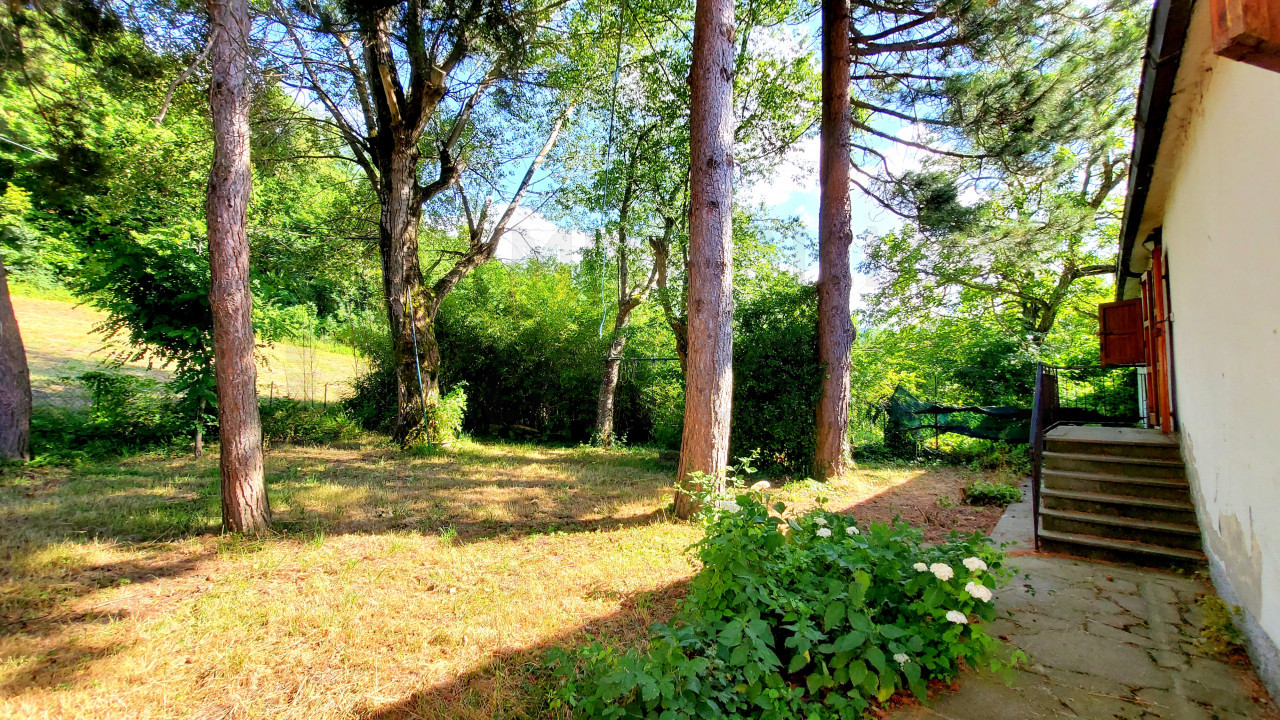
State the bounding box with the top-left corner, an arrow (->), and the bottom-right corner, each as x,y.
1115,0 -> 1196,300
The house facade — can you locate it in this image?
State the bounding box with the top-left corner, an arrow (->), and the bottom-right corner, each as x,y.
1113,0 -> 1280,695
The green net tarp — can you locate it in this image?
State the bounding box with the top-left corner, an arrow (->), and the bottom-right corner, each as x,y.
874,386 -> 1032,445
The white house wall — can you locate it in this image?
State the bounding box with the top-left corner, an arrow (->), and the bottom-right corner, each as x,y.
1134,0 -> 1280,695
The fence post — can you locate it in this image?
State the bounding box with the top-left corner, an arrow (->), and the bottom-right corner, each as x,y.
1029,363 -> 1045,552
932,373 -> 939,452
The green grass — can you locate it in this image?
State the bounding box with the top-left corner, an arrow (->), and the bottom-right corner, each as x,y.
0,438 -> 1005,720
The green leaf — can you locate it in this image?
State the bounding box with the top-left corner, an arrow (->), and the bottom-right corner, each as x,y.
879,624 -> 906,639
788,650 -> 810,673
720,619 -> 744,647
832,630 -> 866,653
824,601 -> 846,630
866,645 -> 887,673
846,659 -> 868,686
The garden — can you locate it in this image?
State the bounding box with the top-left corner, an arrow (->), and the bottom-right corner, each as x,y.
0,0 -> 1148,715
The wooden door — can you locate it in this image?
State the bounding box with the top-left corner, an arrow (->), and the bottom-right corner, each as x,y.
1142,244 -> 1176,433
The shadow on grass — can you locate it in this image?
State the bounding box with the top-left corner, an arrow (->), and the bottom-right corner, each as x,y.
0,445 -> 1002,711
1,440 -> 682,552
358,580 -> 691,720
0,548 -> 216,694
0,440 -> 1000,564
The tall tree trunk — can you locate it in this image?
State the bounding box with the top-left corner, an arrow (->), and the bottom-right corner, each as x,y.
675,0 -> 736,519
377,155 -> 440,445
814,0 -> 855,481
0,259 -> 31,461
207,0 -> 270,534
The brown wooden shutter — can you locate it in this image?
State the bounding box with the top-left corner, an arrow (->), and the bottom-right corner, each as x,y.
1099,298 -> 1146,366
1210,0 -> 1280,72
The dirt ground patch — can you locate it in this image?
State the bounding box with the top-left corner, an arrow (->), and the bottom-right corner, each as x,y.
0,441 -> 1011,720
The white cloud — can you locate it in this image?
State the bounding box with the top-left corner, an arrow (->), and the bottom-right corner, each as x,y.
739,135 -> 820,222
491,207 -> 593,262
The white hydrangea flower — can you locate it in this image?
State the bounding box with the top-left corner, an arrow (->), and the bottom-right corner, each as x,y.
814,517 -> 828,526
845,525 -> 860,536
893,653 -> 910,666
816,527 -> 832,538
965,581 -> 993,603
913,562 -> 928,572
945,610 -> 968,625
963,556 -> 988,573
930,563 -> 955,581
714,500 -> 741,513
750,480 -> 771,491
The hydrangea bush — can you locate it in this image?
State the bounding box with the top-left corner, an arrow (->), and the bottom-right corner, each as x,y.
548,489 -> 1018,719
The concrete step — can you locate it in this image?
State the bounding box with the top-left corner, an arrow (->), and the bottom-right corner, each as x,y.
1038,526 -> 1206,568
1045,435 -> 1182,462
1041,469 -> 1193,502
1040,508 -> 1202,550
1041,488 -> 1198,525
1042,451 -> 1186,480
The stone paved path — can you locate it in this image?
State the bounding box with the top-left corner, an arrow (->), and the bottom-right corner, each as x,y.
895,481 -> 1278,719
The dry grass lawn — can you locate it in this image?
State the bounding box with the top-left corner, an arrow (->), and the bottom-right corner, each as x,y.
0,439 -> 1006,720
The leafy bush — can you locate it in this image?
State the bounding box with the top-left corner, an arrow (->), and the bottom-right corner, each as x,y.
732,282 -> 822,476
430,384 -> 468,445
436,260 -> 611,442
549,491 -> 1016,719
31,371 -> 192,459
344,357 -> 398,433
962,480 -> 1023,506
260,399 -> 359,445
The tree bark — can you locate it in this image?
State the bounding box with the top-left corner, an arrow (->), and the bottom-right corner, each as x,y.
377,153 -> 441,445
814,0 -> 855,481
595,330 -> 628,446
675,0 -> 735,519
0,259 -> 31,461
207,0 -> 270,534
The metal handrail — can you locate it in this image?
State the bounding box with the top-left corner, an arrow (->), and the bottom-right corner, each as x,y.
1028,363 -> 1065,552
1029,362 -> 1139,551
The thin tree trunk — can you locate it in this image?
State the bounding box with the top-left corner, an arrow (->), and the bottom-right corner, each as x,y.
207,0 -> 270,534
0,259 -> 31,461
675,0 -> 735,519
649,216 -> 689,374
194,397 -> 205,457
595,332 -> 627,446
814,0 -> 855,481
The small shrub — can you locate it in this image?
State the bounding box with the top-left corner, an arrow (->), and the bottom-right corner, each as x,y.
31,371 -> 190,459
260,399 -> 359,445
944,438 -> 1030,475
1197,593 -> 1246,657
963,480 -> 1023,507
430,384 -> 468,445
344,362 -> 466,445
548,489 -> 1017,719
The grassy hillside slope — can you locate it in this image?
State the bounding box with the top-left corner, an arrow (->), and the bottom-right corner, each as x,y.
9,287 -> 365,408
